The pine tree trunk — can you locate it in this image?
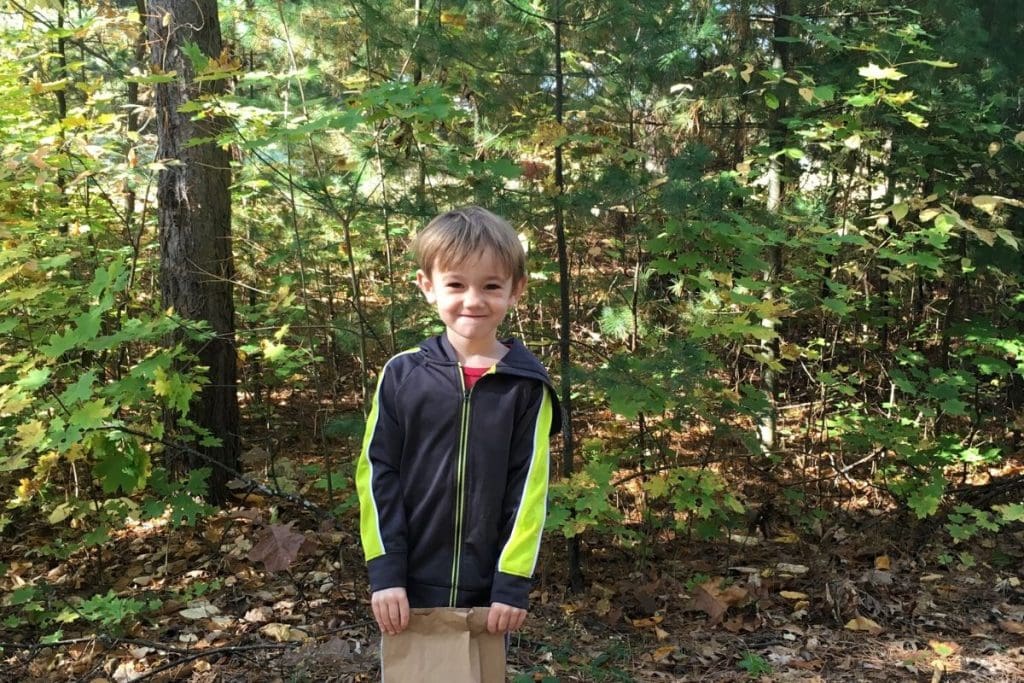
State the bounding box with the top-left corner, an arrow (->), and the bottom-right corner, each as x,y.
147,0 -> 239,503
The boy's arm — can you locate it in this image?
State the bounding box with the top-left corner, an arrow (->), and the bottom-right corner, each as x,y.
356,358 -> 409,593
491,381 -> 556,609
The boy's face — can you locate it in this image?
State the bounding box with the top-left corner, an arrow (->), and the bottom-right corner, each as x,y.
416,250 -> 525,350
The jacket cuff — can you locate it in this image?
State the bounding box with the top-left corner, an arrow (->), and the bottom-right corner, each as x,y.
490,571 -> 532,609
367,553 -> 407,592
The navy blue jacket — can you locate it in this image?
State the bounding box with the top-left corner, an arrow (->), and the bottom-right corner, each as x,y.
356,335 -> 561,609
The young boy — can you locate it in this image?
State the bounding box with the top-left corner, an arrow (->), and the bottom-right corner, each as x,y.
356,206 -> 561,638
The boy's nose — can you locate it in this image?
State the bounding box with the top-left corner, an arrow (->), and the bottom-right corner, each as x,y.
463,288 -> 483,307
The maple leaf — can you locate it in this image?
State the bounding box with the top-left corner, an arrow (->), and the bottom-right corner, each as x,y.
691,578 -> 749,625
858,62 -> 906,81
248,523 -> 307,572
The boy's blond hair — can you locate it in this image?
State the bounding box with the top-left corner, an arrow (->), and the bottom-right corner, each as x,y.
412,206 -> 526,281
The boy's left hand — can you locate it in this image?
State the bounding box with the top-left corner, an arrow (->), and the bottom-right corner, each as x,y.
487,602 -> 526,634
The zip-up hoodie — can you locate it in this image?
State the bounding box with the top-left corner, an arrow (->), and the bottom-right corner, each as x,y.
357,334 -> 561,609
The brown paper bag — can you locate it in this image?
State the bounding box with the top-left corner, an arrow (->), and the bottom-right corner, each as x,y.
381,607 -> 506,682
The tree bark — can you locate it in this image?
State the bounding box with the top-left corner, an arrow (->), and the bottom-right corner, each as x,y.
756,1 -> 792,453
552,0 -> 583,593
147,0 -> 239,503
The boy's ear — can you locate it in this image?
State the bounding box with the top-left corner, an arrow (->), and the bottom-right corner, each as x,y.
415,269 -> 436,304
510,276 -> 527,304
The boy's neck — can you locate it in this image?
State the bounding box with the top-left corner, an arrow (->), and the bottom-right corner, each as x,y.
445,331 -> 510,367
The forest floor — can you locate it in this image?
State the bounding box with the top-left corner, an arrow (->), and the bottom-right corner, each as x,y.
2,400 -> 1024,682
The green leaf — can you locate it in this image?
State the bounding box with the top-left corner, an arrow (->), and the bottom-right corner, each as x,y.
822,298 -> 853,315
41,309 -> 102,358
16,366 -> 50,390
940,398 -> 968,416
764,92 -> 780,110
40,630 -> 64,644
813,85 -> 836,101
69,399 -> 112,429
907,476 -> 944,518
846,93 -> 877,107
180,42 -> 210,72
903,112 -> 928,128
994,504 -> 1024,523
59,370 -> 97,406
92,437 -> 150,495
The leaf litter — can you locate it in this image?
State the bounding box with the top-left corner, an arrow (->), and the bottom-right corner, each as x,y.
2,425 -> 1024,681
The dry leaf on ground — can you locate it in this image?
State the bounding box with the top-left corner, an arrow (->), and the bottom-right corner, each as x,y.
844,615 -> 883,634
248,522 -> 307,572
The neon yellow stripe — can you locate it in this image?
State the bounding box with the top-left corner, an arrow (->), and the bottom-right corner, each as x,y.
357,348 -> 418,561
497,388 -> 553,577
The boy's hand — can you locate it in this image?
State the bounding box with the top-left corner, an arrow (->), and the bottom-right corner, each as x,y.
371,587 -> 410,635
487,602 -> 526,634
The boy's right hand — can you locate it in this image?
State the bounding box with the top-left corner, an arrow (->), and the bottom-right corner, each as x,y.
371,587 -> 410,635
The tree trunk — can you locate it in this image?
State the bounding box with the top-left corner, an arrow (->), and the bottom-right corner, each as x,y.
757,0 -> 792,453
552,0 -> 583,593
147,0 -> 239,504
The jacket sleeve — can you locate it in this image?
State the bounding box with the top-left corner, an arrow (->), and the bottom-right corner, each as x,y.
356,356 -> 408,592
490,381 -> 555,608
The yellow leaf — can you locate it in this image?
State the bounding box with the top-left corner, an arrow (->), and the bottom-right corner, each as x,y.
844,134 -> 862,149
630,614 -> 664,628
260,623 -> 293,641
16,420 -> 46,452
890,203 -> 908,222
798,87 -> 814,103
650,645 -> 676,662
654,626 -> 670,641
858,63 -> 906,80
440,11 -> 467,28
928,640 -> 960,657
1015,131 -> 1024,145
845,616 -> 883,633
988,141 -> 1001,157
874,555 -> 891,570
740,63 -> 754,83
919,207 -> 941,223
780,591 -> 808,600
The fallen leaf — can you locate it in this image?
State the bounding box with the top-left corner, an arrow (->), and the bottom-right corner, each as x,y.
928,640 -> 960,657
179,602 -> 220,620
261,622 -> 295,642
780,591 -> 808,600
654,626 -> 669,640
775,563 -> 809,575
630,614 -> 664,628
248,523 -> 307,572
861,569 -> 893,586
650,645 -> 676,662
874,555 -> 891,570
998,620 -> 1024,634
722,613 -> 762,633
844,616 -> 883,634
692,579 -> 749,625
